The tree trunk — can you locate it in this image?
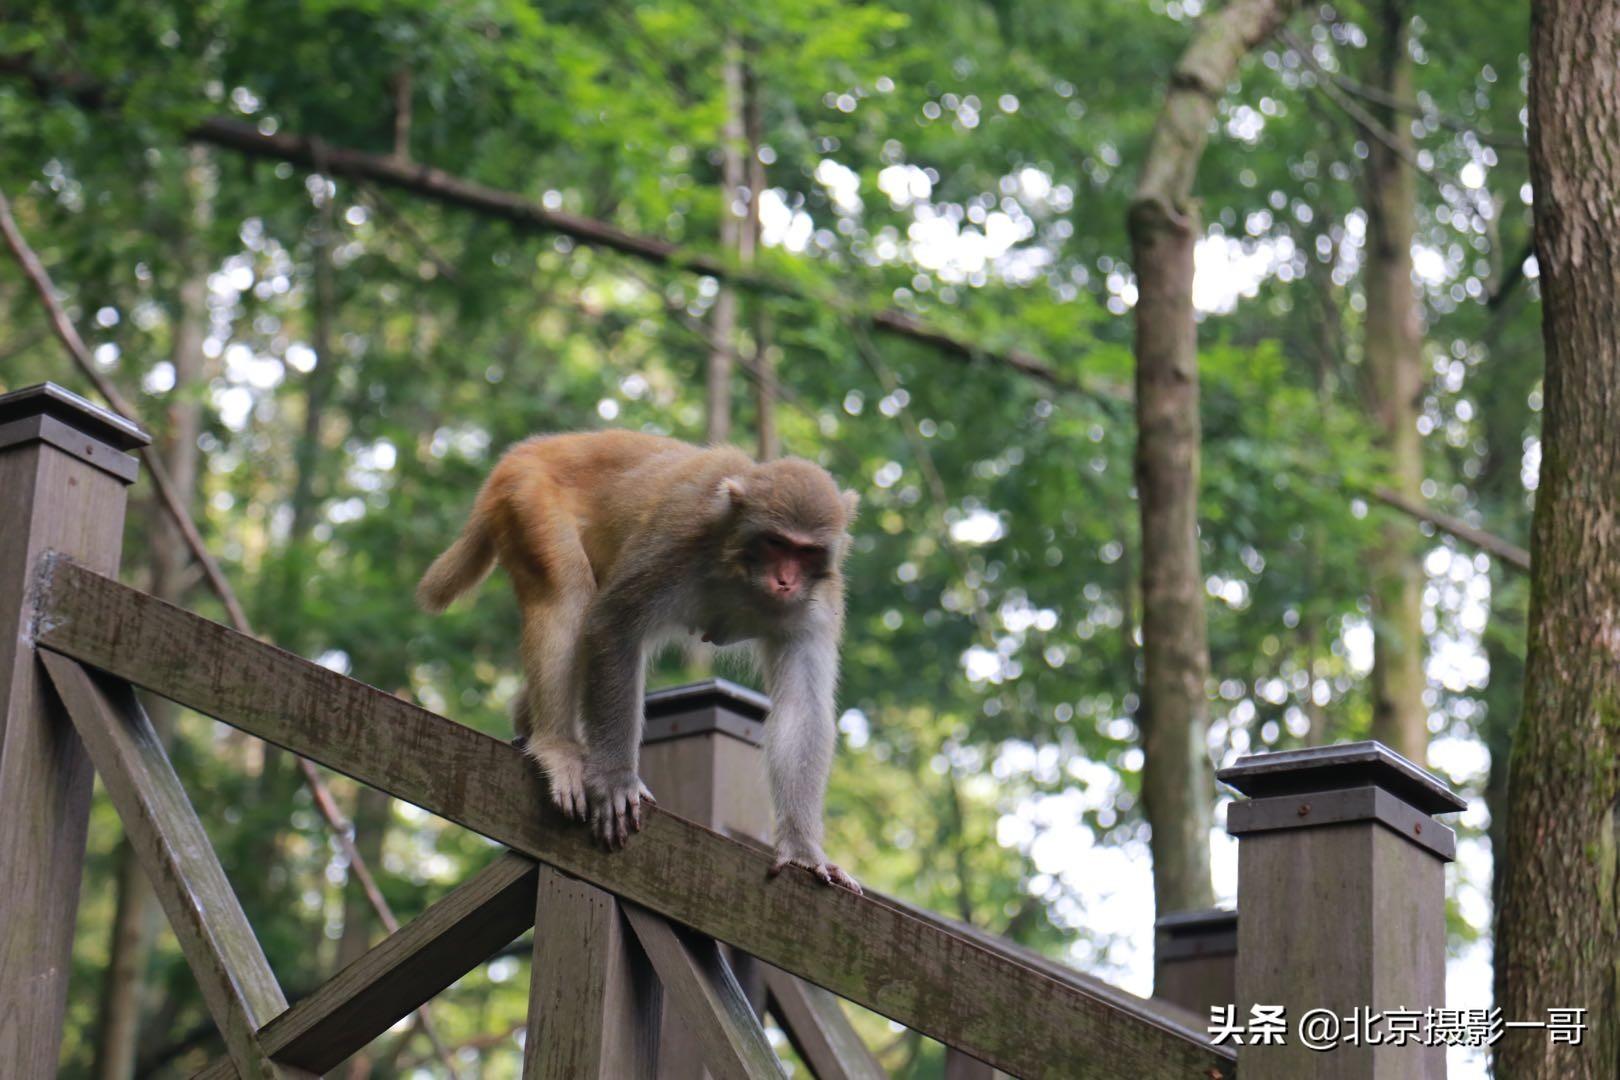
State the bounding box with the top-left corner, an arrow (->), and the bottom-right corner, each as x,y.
92,144 -> 213,1080
1127,0 -> 1300,915
391,67 -> 412,162
1130,199 -> 1216,915
289,183 -> 340,590
247,178 -> 340,910
1473,306 -> 1538,972
1360,0 -> 1429,765
742,56 -> 778,461
1497,3 -> 1620,1075
334,783 -> 392,1079
336,785 -> 392,971
705,41 -> 746,445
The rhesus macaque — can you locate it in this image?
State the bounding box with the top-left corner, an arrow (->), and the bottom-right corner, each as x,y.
418,431 -> 861,891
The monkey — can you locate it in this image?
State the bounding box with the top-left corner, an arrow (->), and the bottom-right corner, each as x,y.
417,430 -> 862,892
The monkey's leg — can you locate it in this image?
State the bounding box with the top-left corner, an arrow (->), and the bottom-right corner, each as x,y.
503,482 -> 601,821
579,590 -> 658,850
518,594 -> 593,822
510,689 -> 533,747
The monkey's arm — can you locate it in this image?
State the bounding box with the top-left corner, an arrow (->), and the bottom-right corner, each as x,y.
761,611 -> 861,893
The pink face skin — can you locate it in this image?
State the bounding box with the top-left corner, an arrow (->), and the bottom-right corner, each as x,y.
760,533 -> 826,601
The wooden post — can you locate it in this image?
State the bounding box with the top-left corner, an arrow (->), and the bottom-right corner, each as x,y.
638,680 -> 888,1080
944,1049 -> 1010,1079
525,864 -> 660,1079
640,679 -> 774,839
1219,741 -> 1465,1079
1153,907 -> 1237,1015
639,679 -> 773,1078
0,383 -> 146,1074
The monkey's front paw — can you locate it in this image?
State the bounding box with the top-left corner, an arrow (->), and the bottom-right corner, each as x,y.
769,848 -> 863,895
585,769 -> 655,850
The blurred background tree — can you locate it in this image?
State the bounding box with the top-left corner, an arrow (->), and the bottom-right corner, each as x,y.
0,0 -> 1538,1075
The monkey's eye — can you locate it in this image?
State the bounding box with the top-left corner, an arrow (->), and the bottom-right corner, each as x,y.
761,534 -> 826,565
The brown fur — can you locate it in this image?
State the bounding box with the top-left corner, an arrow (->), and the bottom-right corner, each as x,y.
418,430 -> 860,888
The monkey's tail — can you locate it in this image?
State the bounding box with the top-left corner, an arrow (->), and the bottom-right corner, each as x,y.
417,511 -> 497,612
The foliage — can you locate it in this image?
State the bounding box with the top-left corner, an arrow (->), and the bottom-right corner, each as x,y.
0,0 -> 1537,1074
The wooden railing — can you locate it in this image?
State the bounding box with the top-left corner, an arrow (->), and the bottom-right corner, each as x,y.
1,383 -> 1466,1079
31,557 -> 1225,1078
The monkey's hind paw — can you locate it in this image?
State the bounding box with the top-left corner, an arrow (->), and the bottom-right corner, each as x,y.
527,743 -> 588,822
586,771 -> 651,850
769,853 -> 863,895
546,760 -> 588,822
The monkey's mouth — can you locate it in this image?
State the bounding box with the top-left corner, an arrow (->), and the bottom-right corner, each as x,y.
758,585 -> 805,606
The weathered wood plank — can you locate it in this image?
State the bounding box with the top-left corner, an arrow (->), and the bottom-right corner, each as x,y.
0,384 -> 143,1076
762,966 -> 885,1080
624,904 -> 784,1080
524,865 -> 659,1079
641,682 -> 774,1078
1225,744 -> 1455,1079
945,1048 -> 1014,1079
724,826 -> 1211,1035
39,655 -> 309,1079
194,851 -> 540,1077
36,562 -> 1234,1080
1153,908 -> 1237,1017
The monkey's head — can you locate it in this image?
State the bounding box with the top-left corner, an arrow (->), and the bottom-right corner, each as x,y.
720,458 -> 859,605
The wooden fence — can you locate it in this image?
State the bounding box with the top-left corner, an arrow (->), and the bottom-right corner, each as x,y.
0,383 -> 1466,1078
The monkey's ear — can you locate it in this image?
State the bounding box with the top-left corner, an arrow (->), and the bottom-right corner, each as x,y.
840,489 -> 861,523
712,476 -> 748,517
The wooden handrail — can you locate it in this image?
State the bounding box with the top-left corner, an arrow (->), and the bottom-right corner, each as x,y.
722,828 -> 1209,1035
34,557 -> 1233,1078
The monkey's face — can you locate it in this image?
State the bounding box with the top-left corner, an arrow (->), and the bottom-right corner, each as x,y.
719,457 -> 857,606
750,530 -> 832,604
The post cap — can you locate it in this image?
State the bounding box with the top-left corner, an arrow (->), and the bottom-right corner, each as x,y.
1155,907 -> 1238,934
1155,907 -> 1237,961
1217,740 -> 1465,816
643,678 -> 771,747
645,678 -> 771,722
0,382 -> 149,451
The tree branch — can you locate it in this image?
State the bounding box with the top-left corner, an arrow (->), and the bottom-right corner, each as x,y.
0,185 -> 461,1079
1278,28 -> 1494,227
1134,0 -> 1304,212
1371,487 -> 1530,572
0,188 -> 250,632
1486,231 -> 1536,310
3,58 -> 1112,400
1309,51 -> 1526,152
188,117 -> 1106,399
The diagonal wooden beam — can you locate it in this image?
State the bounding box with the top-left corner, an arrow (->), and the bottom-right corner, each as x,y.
623,904 -> 785,1080
34,559 -> 1233,1079
194,851 -> 540,1077
38,654 -> 310,1080
762,966 -> 885,1080
525,865 -> 659,1079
